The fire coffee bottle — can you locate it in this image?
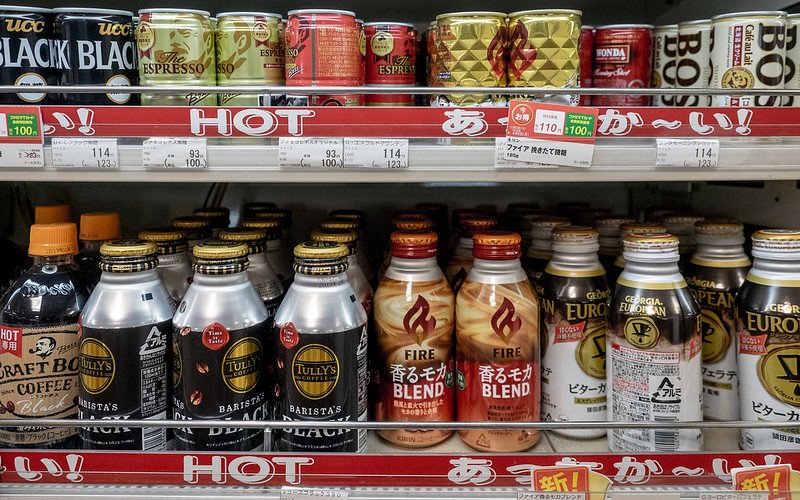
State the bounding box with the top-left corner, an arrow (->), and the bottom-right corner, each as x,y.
139,228 -> 193,304
77,212 -> 121,290
242,218 -> 294,290
172,240 -> 270,451
374,230 -> 454,448
273,241 -> 368,453
609,234 -> 703,452
377,216 -> 435,283
445,216 -> 498,293
522,216 -> 571,295
736,229 -> 800,450
684,220 -> 750,422
171,216 -> 213,263
540,227 -> 610,439
595,216 -> 636,273
219,228 -> 284,318
311,229 -> 374,316
193,207 -> 231,236
663,215 -> 705,270
79,239 -> 173,450
456,231 -> 541,452
321,217 -> 374,284
607,222 -> 667,292
0,223 -> 89,449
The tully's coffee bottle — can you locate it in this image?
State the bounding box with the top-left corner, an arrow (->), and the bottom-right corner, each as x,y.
219,228 -> 285,317
273,241 -> 368,452
445,215 -> 497,293
76,212 -> 121,290
255,209 -> 295,284
79,240 -> 174,450
139,228 -> 193,304
736,229 -> 800,450
522,216 -> 571,295
540,227 -> 610,439
311,229 -> 374,318
684,220 -> 750,422
663,214 -> 705,271
375,230 -> 454,448
595,216 -> 636,273
34,204 -> 72,224
321,216 -> 374,284
172,240 -> 270,451
607,222 -> 667,292
0,223 -> 89,449
241,218 -> 294,291
609,234 -> 703,452
243,201 -> 277,220
193,207 -> 230,236
456,231 -> 540,452
171,216 -> 213,264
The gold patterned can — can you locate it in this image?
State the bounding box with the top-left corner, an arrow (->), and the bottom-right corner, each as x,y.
137,8 -> 216,106
215,12 -> 284,106
507,10 -> 581,94
433,11 -> 508,107
426,21 -> 437,88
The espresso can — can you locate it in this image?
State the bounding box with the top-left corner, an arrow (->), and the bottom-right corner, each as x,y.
593,24 -> 653,107
579,26 -> 594,105
364,22 -> 416,106
52,8 -> 137,105
0,6 -> 55,104
710,11 -> 787,107
652,25 -> 678,106
676,20 -> 713,107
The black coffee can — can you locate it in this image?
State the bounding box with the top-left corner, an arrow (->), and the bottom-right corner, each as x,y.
52,8 -> 137,105
0,6 -> 55,104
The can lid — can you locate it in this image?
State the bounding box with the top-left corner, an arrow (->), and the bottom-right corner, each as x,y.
751,229 -> 800,250
79,212 -> 121,241
100,239 -> 158,258
394,217 -> 434,231
193,240 -> 249,260
654,24 -> 679,30
138,8 -> 211,16
595,216 -> 637,235
508,9 -> 582,18
294,240 -> 349,259
623,233 -> 680,254
364,21 -> 416,28
711,11 -> 788,22
436,12 -> 508,21
678,19 -> 712,27
139,227 -> 187,242
582,25 -> 595,30
35,204 -> 72,225
52,7 -> 134,16
255,209 -> 292,229
216,12 -> 282,19
218,227 -> 267,243
356,19 -> 364,24
311,229 -> 358,244
29,223 -> 79,257
288,9 -> 357,17
320,218 -> 360,232
595,24 -> 655,29
390,230 -> 438,259
552,226 -> 599,245
473,231 -> 522,260
0,6 -> 52,14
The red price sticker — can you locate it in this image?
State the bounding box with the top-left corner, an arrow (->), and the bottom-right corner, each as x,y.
532,465 -> 590,494
732,465 -> 792,500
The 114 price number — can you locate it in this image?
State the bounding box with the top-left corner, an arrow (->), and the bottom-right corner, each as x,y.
695,146 -> 715,168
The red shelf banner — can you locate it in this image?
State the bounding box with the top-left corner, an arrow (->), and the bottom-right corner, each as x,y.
38,106 -> 800,139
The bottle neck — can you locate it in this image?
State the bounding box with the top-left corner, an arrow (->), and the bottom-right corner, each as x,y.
620,257 -> 684,285
470,257 -> 526,284
292,271 -> 350,289
100,268 -> 160,285
79,240 -> 105,252
549,249 -> 603,272
750,255 -> 800,280
386,256 -> 443,282
31,254 -> 76,268
192,270 -> 251,287
693,243 -> 748,262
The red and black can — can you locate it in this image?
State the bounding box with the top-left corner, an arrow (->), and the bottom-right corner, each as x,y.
579,25 -> 594,105
364,22 -> 416,106
592,24 -> 653,106
0,6 -> 55,104
52,8 -> 138,105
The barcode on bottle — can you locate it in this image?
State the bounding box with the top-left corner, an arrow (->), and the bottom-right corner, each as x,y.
142,426 -> 166,451
653,415 -> 678,452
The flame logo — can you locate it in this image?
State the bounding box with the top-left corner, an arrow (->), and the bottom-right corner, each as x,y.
508,21 -> 536,79
486,26 -> 508,78
403,295 -> 437,345
491,297 -> 522,344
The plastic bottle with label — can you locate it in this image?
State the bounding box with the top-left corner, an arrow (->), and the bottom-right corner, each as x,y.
139,228 -> 194,304
76,212 -> 121,290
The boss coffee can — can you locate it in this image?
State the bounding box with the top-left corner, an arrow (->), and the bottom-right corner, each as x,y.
52,8 -> 137,105
652,25 -> 678,106
783,14 -> 800,106
0,6 -> 55,104
675,20 -> 712,107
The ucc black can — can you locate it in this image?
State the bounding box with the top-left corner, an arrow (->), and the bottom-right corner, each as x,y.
52,8 -> 137,105
0,6 -> 55,104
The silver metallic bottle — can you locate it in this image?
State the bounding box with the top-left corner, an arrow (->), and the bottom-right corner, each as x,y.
171,216 -> 213,264
172,240 -> 270,451
273,241 -> 369,452
311,229 -> 374,315
79,239 -> 174,450
242,218 -> 294,290
320,217 -> 374,284
139,228 -> 193,305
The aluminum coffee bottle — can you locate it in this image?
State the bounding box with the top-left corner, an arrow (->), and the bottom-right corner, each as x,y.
254,209 -> 295,286
139,228 -> 193,304
445,215 -> 497,293
79,239 -> 174,450
374,230 -> 454,447
609,233 -> 703,452
219,228 -> 284,317
684,220 -> 750,421
241,218 -> 294,290
321,217 -> 374,284
663,214 -> 705,271
607,222 -> 667,292
172,240 -> 270,451
595,216 -> 636,273
736,229 -> 800,450
311,229 -> 374,316
193,207 -> 230,236
522,216 -> 571,296
273,241 -> 368,453
171,216 -> 213,264
540,227 -> 610,439
377,216 -> 435,284
456,231 -> 541,452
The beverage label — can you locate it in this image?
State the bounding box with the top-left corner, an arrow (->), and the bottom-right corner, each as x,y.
444,254 -> 471,293
522,254 -> 549,296
79,320 -> 170,450
172,322 -> 268,451
540,272 -> 609,433
274,323 -> 367,452
736,278 -> 800,450
685,259 -> 749,421
0,323 -> 79,447
609,280 -> 703,452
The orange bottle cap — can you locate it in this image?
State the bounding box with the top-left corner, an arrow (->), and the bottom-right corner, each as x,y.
29,223 -> 79,256
79,212 -> 121,241
34,204 -> 72,224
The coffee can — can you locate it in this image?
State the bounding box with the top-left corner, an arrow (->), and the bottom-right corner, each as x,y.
579,25 -> 594,105
783,14 -> 800,106
364,22 -> 416,106
675,20 -> 713,107
652,25 -> 678,106
593,24 -> 654,106
0,6 -> 55,104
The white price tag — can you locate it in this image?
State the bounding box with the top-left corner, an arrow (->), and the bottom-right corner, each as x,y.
656,138 -> 719,168
519,492 -> 585,500
343,138 -> 408,168
52,138 -> 118,168
281,486 -> 348,500
533,108 -> 566,136
142,137 -> 207,169
700,494 -> 769,500
494,138 -> 557,169
0,144 -> 44,167
279,137 -> 343,168
501,136 -> 593,168
613,493 -> 680,500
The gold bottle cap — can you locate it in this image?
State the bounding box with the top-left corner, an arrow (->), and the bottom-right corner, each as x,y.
329,209 -> 366,225
243,202 -> 277,214
619,222 -> 667,237
218,228 -> 267,242
552,226 -> 599,245
193,207 -> 230,218
595,216 -> 637,235
390,230 -> 438,259
623,233 -> 680,253
311,229 -> 358,244
663,214 -> 705,234
751,229 -> 800,250
100,239 -> 158,257
320,218 -> 359,232
240,218 -> 282,240
460,216 -> 498,236
294,240 -> 350,259
694,219 -> 744,236
139,228 -> 186,242
255,209 -> 292,228
193,240 -> 250,260
172,216 -> 212,229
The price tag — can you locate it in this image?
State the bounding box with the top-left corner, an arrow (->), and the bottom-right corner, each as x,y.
519,492 -> 586,500
0,106 -> 44,167
731,465 -> 793,500
142,137 -> 207,169
343,138 -> 408,168
656,138 -> 719,168
279,137 -> 343,168
280,486 -> 348,500
700,493 -> 769,500
503,100 -> 598,168
494,138 -> 557,169
52,138 -> 118,168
